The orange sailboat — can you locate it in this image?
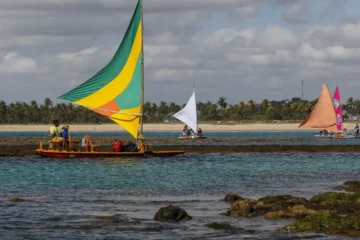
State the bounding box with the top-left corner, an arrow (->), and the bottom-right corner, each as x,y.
299,84 -> 353,138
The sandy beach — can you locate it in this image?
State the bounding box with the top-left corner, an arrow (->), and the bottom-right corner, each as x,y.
0,123 -> 356,132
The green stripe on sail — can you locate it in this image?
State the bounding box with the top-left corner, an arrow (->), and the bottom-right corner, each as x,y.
114,53 -> 142,110
58,0 -> 141,103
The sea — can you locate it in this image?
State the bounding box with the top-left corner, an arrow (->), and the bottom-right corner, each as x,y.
0,132 -> 359,239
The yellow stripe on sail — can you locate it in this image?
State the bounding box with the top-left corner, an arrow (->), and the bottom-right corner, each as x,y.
75,22 -> 142,108
110,106 -> 141,138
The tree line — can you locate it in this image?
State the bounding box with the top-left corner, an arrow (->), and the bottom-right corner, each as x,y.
0,97 -> 360,124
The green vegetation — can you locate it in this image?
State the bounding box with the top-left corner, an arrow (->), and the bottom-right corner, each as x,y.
0,96 -> 359,124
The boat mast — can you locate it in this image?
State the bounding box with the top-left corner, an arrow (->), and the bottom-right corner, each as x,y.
140,0 -> 144,137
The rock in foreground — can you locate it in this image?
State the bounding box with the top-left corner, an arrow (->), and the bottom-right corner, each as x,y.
154,205 -> 192,222
205,222 -> 240,230
283,213 -> 360,237
225,195 -> 308,217
224,193 -> 243,203
9,197 -> 31,202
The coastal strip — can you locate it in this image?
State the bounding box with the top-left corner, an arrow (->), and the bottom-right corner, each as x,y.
2,144 -> 360,157
0,123 -> 328,132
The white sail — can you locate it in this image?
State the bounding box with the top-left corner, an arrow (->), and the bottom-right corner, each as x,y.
173,91 -> 198,133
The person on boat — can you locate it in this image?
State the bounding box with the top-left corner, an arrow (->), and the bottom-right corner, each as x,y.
186,128 -> 192,138
181,128 -> 186,137
112,139 -> 125,152
354,123 -> 359,138
49,119 -> 65,151
60,125 -> 70,149
197,128 -> 203,137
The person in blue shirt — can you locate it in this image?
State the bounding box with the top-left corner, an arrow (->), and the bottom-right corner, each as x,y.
60,125 -> 70,149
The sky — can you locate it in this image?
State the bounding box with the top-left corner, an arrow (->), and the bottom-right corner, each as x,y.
1,0 -> 360,105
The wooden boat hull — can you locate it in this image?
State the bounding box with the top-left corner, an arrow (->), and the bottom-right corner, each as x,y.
35,149 -> 184,158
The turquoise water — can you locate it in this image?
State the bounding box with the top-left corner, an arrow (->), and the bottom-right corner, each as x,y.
0,153 -> 359,239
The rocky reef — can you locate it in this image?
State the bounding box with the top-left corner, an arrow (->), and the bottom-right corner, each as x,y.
224,181 -> 360,237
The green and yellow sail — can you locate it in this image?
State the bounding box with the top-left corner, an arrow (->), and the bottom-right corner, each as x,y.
58,0 -> 142,138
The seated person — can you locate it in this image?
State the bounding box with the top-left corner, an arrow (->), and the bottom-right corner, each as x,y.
197,128 -> 203,137
186,129 -> 191,137
112,139 -> 125,152
181,128 -> 186,137
49,119 -> 65,151
60,125 -> 70,149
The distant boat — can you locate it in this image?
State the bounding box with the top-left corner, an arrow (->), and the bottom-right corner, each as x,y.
35,0 -> 184,158
173,89 -> 206,139
299,84 -> 354,139
333,86 -> 343,131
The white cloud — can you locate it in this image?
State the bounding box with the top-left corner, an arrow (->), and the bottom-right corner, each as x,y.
0,52 -> 38,74
1,0 -> 360,103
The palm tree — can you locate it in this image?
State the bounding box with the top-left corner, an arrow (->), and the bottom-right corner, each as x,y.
237,101 -> 245,120
0,100 -> 7,123
354,100 -> 360,120
248,99 -> 256,115
217,97 -> 228,110
261,99 -> 269,112
346,97 -> 354,120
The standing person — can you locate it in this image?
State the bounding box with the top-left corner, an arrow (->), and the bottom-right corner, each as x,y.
355,123 -> 359,138
197,128 -> 203,137
49,119 -> 65,151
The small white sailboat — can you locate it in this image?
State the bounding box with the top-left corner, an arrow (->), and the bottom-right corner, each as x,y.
173,89 -> 206,139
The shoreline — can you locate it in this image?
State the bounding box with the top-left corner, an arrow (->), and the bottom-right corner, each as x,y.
0,123 -> 353,132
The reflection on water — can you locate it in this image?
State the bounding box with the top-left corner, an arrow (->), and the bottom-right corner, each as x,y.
0,153 -> 359,239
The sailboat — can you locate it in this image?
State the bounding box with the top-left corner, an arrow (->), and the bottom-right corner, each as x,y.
35,0 -> 184,158
332,86 -> 354,139
298,84 -> 353,139
172,88 -> 206,139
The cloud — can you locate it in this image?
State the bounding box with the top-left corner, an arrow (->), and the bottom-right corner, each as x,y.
1,0 -> 360,104
0,52 -> 38,74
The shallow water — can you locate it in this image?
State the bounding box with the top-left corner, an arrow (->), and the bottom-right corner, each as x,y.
0,153 -> 359,239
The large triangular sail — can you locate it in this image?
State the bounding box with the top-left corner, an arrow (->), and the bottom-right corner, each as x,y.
173,91 -> 198,133
332,86 -> 343,131
58,0 -> 143,139
299,84 -> 337,132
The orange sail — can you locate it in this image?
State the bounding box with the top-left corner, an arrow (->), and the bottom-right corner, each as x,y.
299,84 -> 337,132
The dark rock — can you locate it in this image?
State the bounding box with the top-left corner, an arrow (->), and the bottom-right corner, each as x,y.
224,193 -> 243,203
154,205 -> 192,222
283,213 -> 360,237
225,195 -> 309,217
258,195 -> 308,209
96,215 -> 122,223
264,205 -> 317,219
9,197 -> 31,202
225,199 -> 274,217
343,181 -> 360,193
205,222 -> 240,230
333,181 -> 360,193
309,192 -> 360,214
344,181 -> 360,186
